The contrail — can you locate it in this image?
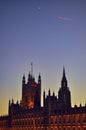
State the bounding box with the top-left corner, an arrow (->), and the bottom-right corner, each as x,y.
58,16 -> 72,22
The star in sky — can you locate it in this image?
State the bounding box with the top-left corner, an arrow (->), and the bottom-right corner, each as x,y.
37,7 -> 41,11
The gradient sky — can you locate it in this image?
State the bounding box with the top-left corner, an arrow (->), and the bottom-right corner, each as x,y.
0,0 -> 86,115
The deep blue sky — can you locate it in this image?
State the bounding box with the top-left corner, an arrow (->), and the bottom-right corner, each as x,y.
0,0 -> 86,114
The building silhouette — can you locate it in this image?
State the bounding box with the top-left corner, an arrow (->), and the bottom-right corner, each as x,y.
0,67 -> 86,130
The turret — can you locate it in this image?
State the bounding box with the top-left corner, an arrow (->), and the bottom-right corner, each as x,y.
80,103 -> 82,107
37,73 -> 41,107
22,74 -> 25,85
8,100 -> 11,116
28,71 -> 31,82
38,73 -> 41,84
43,90 -> 45,106
53,91 -> 55,97
12,99 -> 14,104
9,100 -> 11,106
48,89 -> 51,96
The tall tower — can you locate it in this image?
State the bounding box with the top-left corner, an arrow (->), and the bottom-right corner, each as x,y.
22,65 -> 41,109
58,67 -> 71,112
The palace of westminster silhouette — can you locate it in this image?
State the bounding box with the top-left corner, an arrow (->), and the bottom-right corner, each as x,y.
0,65 -> 86,130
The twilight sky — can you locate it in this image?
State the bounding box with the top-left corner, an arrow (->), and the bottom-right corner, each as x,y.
0,0 -> 86,115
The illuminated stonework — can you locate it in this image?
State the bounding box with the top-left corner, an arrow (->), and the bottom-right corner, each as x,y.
0,67 -> 86,130
22,72 -> 41,109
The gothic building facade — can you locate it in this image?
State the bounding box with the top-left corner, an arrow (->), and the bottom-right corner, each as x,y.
0,67 -> 86,130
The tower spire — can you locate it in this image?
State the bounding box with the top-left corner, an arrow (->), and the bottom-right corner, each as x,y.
63,66 -> 66,78
31,62 -> 33,77
61,66 -> 67,87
